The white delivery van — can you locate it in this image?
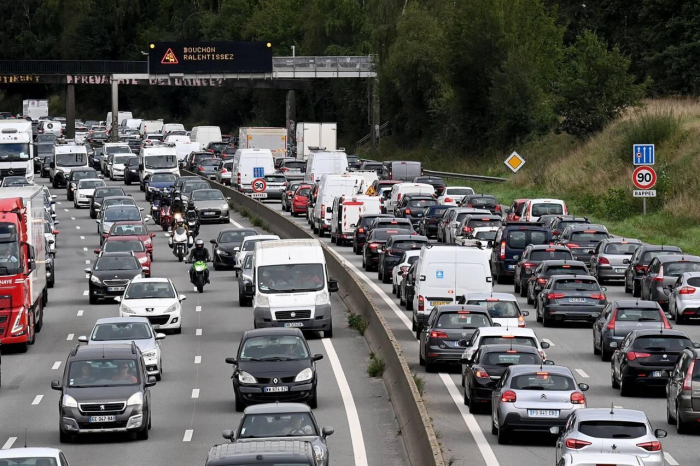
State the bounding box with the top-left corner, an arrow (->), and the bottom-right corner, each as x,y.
50,140 -> 89,188
252,239 -> 338,337
121,118 -> 142,131
106,111 -> 133,132
163,134 -> 190,143
352,170 -> 379,190
330,194 -> 381,246
239,127 -> 287,158
411,245 -> 492,333
22,99 -> 49,120
304,149 -> 349,184
138,142 -> 179,189
0,120 -> 34,182
139,119 -> 164,136
173,140 -> 199,162
235,148 -> 275,195
162,123 -> 185,135
522,198 -> 568,222
295,123 -> 337,160
388,183 -> 435,214
191,126 -> 222,150
312,174 -> 364,236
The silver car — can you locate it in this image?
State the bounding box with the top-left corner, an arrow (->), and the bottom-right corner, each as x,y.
191,188 -> 231,223
589,238 -> 641,284
668,271 -> 700,324
263,174 -> 287,201
491,365 -> 588,444
215,159 -> 234,185
237,253 -> 254,306
554,408 -> 667,466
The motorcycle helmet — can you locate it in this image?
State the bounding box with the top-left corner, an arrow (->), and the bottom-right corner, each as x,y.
188,199 -> 195,210
176,217 -> 184,226
195,239 -> 204,249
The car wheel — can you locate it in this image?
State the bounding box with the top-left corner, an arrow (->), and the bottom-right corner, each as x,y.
324,326 -> 333,338
400,292 -> 406,307
468,389 -> 480,414
234,388 -> 245,412
601,342 -> 611,362
308,389 -> 318,409
463,386 -> 469,406
619,376 -> 632,397
173,326 -> 182,335
59,428 -> 72,444
89,294 -> 98,305
497,423 -> 509,445
412,317 -> 416,331
330,234 -> 336,244
496,270 -> 506,285
425,358 -> 434,373
213,259 -> 221,271
542,309 -> 552,327
520,281 -> 528,298
378,267 -> 383,281
611,367 -> 619,388
624,277 -> 631,294
406,297 -> 413,311
676,310 -> 684,325
677,404 -> 688,434
491,415 -> 498,435
527,290 -> 534,305
419,350 -> 425,366
593,334 -> 600,355
136,423 -> 149,440
632,280 -> 641,297
536,304 -> 543,323
415,329 -> 421,341
514,279 -> 520,294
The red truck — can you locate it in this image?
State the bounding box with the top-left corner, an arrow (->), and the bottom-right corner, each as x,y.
0,186 -> 48,352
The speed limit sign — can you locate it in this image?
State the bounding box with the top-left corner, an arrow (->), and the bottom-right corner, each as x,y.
252,178 -> 267,193
632,166 -> 656,190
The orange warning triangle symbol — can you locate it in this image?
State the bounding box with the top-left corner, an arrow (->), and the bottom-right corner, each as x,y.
161,48 -> 179,65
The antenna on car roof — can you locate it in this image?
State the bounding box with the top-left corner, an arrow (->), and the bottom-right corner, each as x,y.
610,403 -> 615,415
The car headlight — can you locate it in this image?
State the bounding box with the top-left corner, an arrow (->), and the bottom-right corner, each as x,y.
142,349 -> 157,359
315,290 -> 329,306
144,238 -> 152,246
216,249 -> 226,255
164,303 -> 179,313
314,445 -> 324,462
220,204 -> 229,210
138,256 -> 148,264
295,367 -> 313,383
126,392 -> 143,406
120,304 -> 134,314
90,274 -> 101,284
238,371 -> 257,384
62,394 -> 78,408
256,294 -> 269,307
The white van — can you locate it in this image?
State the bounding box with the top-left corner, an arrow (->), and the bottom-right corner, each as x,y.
388,183 -> 435,214
121,118 -> 142,131
162,123 -> 185,135
138,142 -> 178,189
139,119 -> 164,136
235,148 -> 274,195
330,195 -> 381,246
50,141 -> 90,188
522,198 -> 568,222
411,245 -> 492,333
106,111 -> 132,131
191,126 -> 222,150
312,174 -> 364,236
304,149 -> 348,184
252,239 -> 338,337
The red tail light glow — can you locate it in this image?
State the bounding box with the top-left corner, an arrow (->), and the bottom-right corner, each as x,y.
474,368 -> 490,379
607,310 -> 617,330
523,262 -> 535,269
358,227 -> 365,233
430,331 -> 448,339
565,438 -> 591,449
547,293 -> 565,300
565,243 -> 580,248
679,286 -> 696,295
418,295 -> 424,311
570,392 -> 586,404
684,360 -> 695,390
500,241 -> 506,260
537,278 -> 547,284
590,293 -> 606,300
500,390 -> 516,402
405,208 -> 411,215
636,441 -> 662,452
495,204 -> 501,212
444,197 -> 453,203
518,315 -> 525,327
369,242 -> 379,250
599,257 -> 610,265
627,351 -> 651,361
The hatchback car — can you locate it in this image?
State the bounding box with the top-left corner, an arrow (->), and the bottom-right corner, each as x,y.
216,159 -> 234,185
237,253 -> 255,306
352,214 -> 392,254
367,217 -> 414,235
74,178 -> 105,208
556,224 -> 610,266
124,156 -> 141,183
462,327 -> 550,363
195,158 -> 221,180
210,228 -> 258,270
436,186 -> 474,206
97,205 -> 146,238
362,228 -> 412,271
90,186 -> 127,219
536,275 -> 607,326
640,255 -> 700,309
392,250 -> 420,297
105,220 -> 155,256
589,238 -> 642,284
144,172 -> 178,201
459,194 -> 501,215
117,277 -> 186,334
282,182 -> 304,212
225,328 -> 323,411
624,245 -> 683,297
66,168 -> 100,201
526,260 -> 589,305
452,214 -> 502,245
490,222 -> 552,284
395,195 -> 438,227
556,454 -> 646,466
0,447 -> 70,465
463,293 -> 529,329
666,346 -> 700,433
205,440 -> 318,466
513,245 -> 573,296
262,174 -> 287,200
668,271 -> 700,323
96,237 -> 151,277
377,234 -> 428,283
85,252 -> 143,303
291,185 -> 313,217
417,204 -> 450,238
191,188 -> 231,223
548,216 -> 591,241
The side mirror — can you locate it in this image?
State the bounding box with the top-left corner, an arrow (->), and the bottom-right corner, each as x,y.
145,375 -> 157,387
622,258 -> 630,264
350,224 -> 356,228
139,207 -> 144,211
693,342 -> 700,349
522,311 -> 529,317
328,279 -> 339,293
84,268 -> 91,273
549,427 -> 560,436
544,359 -> 555,365
93,248 -> 101,254
50,380 -> 62,391
156,333 -> 166,340
209,239 -> 217,245
114,296 -> 121,303
654,429 -> 667,439
233,246 -> 240,252
313,354 -> 324,361
95,220 -> 100,224
222,429 -> 235,441
322,426 -> 334,438
578,383 -> 589,392
540,341 -> 551,349
77,336 -> 88,343
225,357 -> 237,365
48,239 -> 55,245
179,294 -> 187,301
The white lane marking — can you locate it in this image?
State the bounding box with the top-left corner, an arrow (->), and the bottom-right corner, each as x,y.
76,226 -> 81,230
80,236 -> 85,240
64,209 -> 69,212
52,361 -> 61,370
575,369 -> 589,378
32,395 -> 43,405
183,430 -> 193,442
195,305 -> 201,312
196,328 -> 202,336
2,437 -> 16,450
194,356 -> 201,364
83,290 -> 88,296
193,286 -> 197,292
664,452 -> 679,465
57,202 -> 62,205
322,338 -> 368,466
67,334 -> 74,341
85,260 -> 90,264
83,247 -> 88,252
542,338 -> 555,347
71,217 -> 76,220
163,233 -> 169,237
77,310 -> 84,317
85,274 -> 89,279
191,389 -> 200,399
440,373 -> 500,466
229,218 -> 244,228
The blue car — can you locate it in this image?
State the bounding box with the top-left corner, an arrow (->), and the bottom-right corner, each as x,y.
145,172 -> 179,201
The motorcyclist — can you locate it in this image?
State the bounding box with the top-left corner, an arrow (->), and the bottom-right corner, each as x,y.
188,239 -> 210,284
186,199 -> 200,235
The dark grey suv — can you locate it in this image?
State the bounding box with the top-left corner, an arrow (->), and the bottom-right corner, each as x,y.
51,342 -> 155,443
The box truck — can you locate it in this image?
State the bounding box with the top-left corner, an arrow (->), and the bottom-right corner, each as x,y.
238,127 -> 287,158
22,100 -> 49,121
296,123 -> 337,160
0,120 -> 34,182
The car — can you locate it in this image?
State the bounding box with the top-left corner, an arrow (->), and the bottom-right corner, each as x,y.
123,156 -> 141,184
205,440 -> 319,466
452,214 -> 502,245
554,408 -> 667,466
418,305 -> 494,372
85,251 -> 144,303
666,346 -> 700,433
624,245 -> 683,297
400,261 -> 418,310
458,194 -> 501,215
117,277 -> 186,334
277,159 -> 306,182
392,250 -> 420,296
290,184 -> 313,217
282,181 -> 304,212
79,317 -> 165,380
187,151 -> 215,171
548,215 -> 591,241
262,174 -> 287,200
195,157 -> 221,180
367,216 -> 414,235
43,212 -> 59,257
45,240 -> 55,288
491,365 -> 588,445
668,271 -> 700,323
108,150 -> 135,181
96,205 -> 147,240
1,175 -> 32,187
237,253 -> 255,306
377,234 -> 428,283
96,237 -> 151,277
172,175 -> 200,195
90,186 -> 127,219
190,188 -> 231,223
521,198 -> 567,222
73,178 -> 105,208
222,403 -> 334,466
413,175 -> 446,196
179,178 -> 211,204
461,327 -> 551,363
536,275 -> 607,327
352,213 -> 391,254
589,238 -> 642,284
526,260 -> 590,305
505,199 -> 529,222
144,172 -> 178,201
105,220 -> 156,258
436,186 -> 474,206
462,345 -> 547,413
216,159 -> 234,185
66,168 -> 100,201
437,207 -> 492,243
210,228 -> 258,270
224,328 -> 322,411
555,224 -> 610,266
416,204 -> 449,238
0,447 -> 71,465
640,254 -> 700,309
40,155 -> 53,177
362,227 -> 412,271
50,342 -> 155,443
611,329 -> 692,396
490,222 -> 552,284
513,245 -> 573,297
592,299 -> 670,361
205,141 -> 228,157
463,293 -> 529,329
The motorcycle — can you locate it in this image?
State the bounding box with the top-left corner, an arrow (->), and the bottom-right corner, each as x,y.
186,210 -> 200,237
160,205 -> 172,232
190,260 -> 209,293
168,226 -> 193,262
151,198 -> 162,225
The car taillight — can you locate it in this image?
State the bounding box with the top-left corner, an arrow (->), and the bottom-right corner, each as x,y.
430,331 -> 448,339
599,257 -> 610,265
500,390 -> 516,402
570,392 -> 586,404
467,203 -> 473,208
590,293 -> 606,300
606,310 -> 617,330
463,226 -> 473,234
523,262 -> 535,269
627,351 -> 651,361
358,227 -> 365,233
418,295 -> 424,312
400,265 -> 409,273
474,368 -> 490,379
636,441 -> 662,452
537,278 -> 547,284
494,204 -> 501,212
280,167 -> 289,172
547,293 -> 565,300
197,166 -> 204,171
500,241 -> 506,260
221,167 -> 228,173
565,243 -> 580,248
652,276 -> 664,282
444,197 -> 453,203
397,193 -> 402,201
679,286 -> 696,295
369,242 -> 379,250
684,360 -> 695,390
517,315 -> 525,327
405,208 -> 411,215
635,265 -> 647,272
565,438 -> 591,449
661,312 -> 672,329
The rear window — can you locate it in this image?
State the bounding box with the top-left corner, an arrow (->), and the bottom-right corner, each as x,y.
641,250 -> 682,263
570,231 -> 609,242
408,199 -> 437,208
392,240 -> 426,251
531,203 -> 563,216
578,421 -> 646,439
96,188 -> 124,197
553,279 -> 599,291
687,277 -> 700,287
614,308 -> 661,322
296,188 -> 311,196
507,230 -> 548,249
264,175 -> 286,182
468,197 -> 497,207
664,262 -> 700,276
475,231 -> 497,241
429,207 -> 448,217
604,243 -> 639,254
510,373 -> 576,390
482,352 -> 540,366
446,188 -> 474,196
467,300 -> 520,318
544,266 -> 587,276
555,220 -> 589,231
467,218 -> 501,228
481,336 -> 536,347
371,229 -> 411,241
436,312 -> 490,328
530,250 -> 571,261
631,336 -> 691,351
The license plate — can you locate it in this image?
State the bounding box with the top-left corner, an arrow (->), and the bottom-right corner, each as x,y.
569,298 -> 587,303
89,415 -> 116,423
528,409 -> 559,418
108,287 -> 125,292
430,301 -> 450,306
615,268 -> 625,273
251,193 -> 267,199
508,264 -> 515,270
653,371 -> 667,377
203,212 -> 216,216
264,386 -> 289,393
283,322 -> 304,328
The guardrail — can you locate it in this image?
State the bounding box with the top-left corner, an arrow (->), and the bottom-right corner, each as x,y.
422,169 -> 507,183
182,170 -> 445,466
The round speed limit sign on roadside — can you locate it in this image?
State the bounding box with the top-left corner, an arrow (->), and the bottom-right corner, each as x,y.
252,178 -> 267,193
632,165 -> 657,190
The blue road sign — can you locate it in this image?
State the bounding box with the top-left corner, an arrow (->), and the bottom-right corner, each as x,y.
253,167 -> 265,178
633,144 -> 655,166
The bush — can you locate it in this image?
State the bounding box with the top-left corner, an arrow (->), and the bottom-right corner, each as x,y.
251,216 -> 264,228
348,313 -> 367,335
239,207 -> 250,218
367,353 -> 386,377
412,372 -> 425,396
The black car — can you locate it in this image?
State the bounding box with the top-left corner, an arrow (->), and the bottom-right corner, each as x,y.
395,195 -> 438,227
125,138 -> 141,155
624,245 -> 683,297
377,234 -> 428,283
526,260 -> 589,305
66,168 -> 100,201
87,130 -> 109,146
205,141 -> 228,157
535,274 -> 607,327
458,194 -> 501,215
413,175 -> 446,197
556,224 -> 610,266
359,161 -> 384,175
85,252 -> 143,304
367,217 -> 414,235
346,154 -> 361,170
172,175 -> 200,195
455,214 -> 503,243
51,342 -> 156,442
611,329 -> 692,396
225,328 -> 322,411
548,216 -> 591,241
362,228 -> 412,271
418,305 -> 494,370
180,179 -> 211,203
640,255 -> 700,309
205,440 -> 318,466
400,262 -> 418,310
513,245 -> 572,297
90,186 -> 127,219
352,214 -> 392,255
462,345 -> 546,414
210,228 -> 258,270
41,155 -> 53,178
417,205 -> 449,238
188,151 -> 215,171
91,147 -> 104,169
34,142 -> 53,173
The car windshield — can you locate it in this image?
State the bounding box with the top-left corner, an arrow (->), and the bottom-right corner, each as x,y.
104,199 -> 136,209
192,190 -> 224,201
408,199 -> 437,208
37,144 -> 53,154
436,312 -> 490,328
391,241 -> 426,251
95,188 -> 125,199
446,188 -> 473,196
145,155 -> 177,169
125,282 -> 175,299
103,240 -> 145,253
239,412 -> 318,439
481,336 -> 536,347
511,373 -> 575,390
467,218 -> 501,228
428,207 -> 448,217
641,250 -> 682,263
578,421 -> 647,439
240,335 -> 309,360
258,264 -> 325,293
531,203 -> 563,216
482,352 -> 540,366
79,180 -> 104,189
0,233 -> 21,276
37,134 -> 56,142
614,308 -> 661,322
553,279 -> 599,291
604,243 -> 639,254
56,152 -> 87,166
105,208 -> 141,222
0,142 -> 30,161
68,359 -> 140,387
370,229 -> 411,241
664,261 -> 700,276
0,458 -> 58,466
467,300 -> 520,318
112,224 -> 147,236
183,182 -> 209,193
220,230 -> 256,243
530,250 -> 571,261
208,142 -> 227,151
507,231 -> 548,248
94,256 -> 140,270
91,322 -> 152,341
632,336 -> 691,351
570,231 -> 608,242
284,161 -> 306,170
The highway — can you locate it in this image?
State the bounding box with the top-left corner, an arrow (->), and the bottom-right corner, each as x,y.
0,176 -> 409,466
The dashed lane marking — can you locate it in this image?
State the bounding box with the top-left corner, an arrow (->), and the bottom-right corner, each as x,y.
664,453 -> 679,465
64,209 -> 69,212
80,236 -> 85,240
52,361 -> 61,370
85,260 -> 90,264
192,389 -> 200,399
183,430 -> 193,442
196,329 -> 202,336
71,217 -> 76,220
82,290 -> 88,296
542,338 -> 555,347
67,334 -> 74,341
2,437 -> 16,450
575,369 -> 589,378
77,310 -> 84,317
195,305 -> 201,312
194,356 -> 201,364
83,247 -> 88,252
229,219 -> 244,228
32,395 -> 43,405
76,226 -> 81,230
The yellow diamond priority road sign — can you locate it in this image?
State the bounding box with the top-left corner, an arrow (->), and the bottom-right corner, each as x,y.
504,151 -> 525,173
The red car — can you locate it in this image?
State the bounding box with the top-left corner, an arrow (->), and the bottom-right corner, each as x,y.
506,199 -> 529,222
105,221 -> 156,259
291,185 -> 313,217
96,236 -> 152,276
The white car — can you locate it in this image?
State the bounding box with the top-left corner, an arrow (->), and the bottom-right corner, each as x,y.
117,277 -> 186,334
437,186 -> 474,206
462,292 -> 529,328
392,250 -> 420,296
109,151 -> 135,180
74,178 -> 105,208
0,447 -> 70,464
234,234 -> 281,270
